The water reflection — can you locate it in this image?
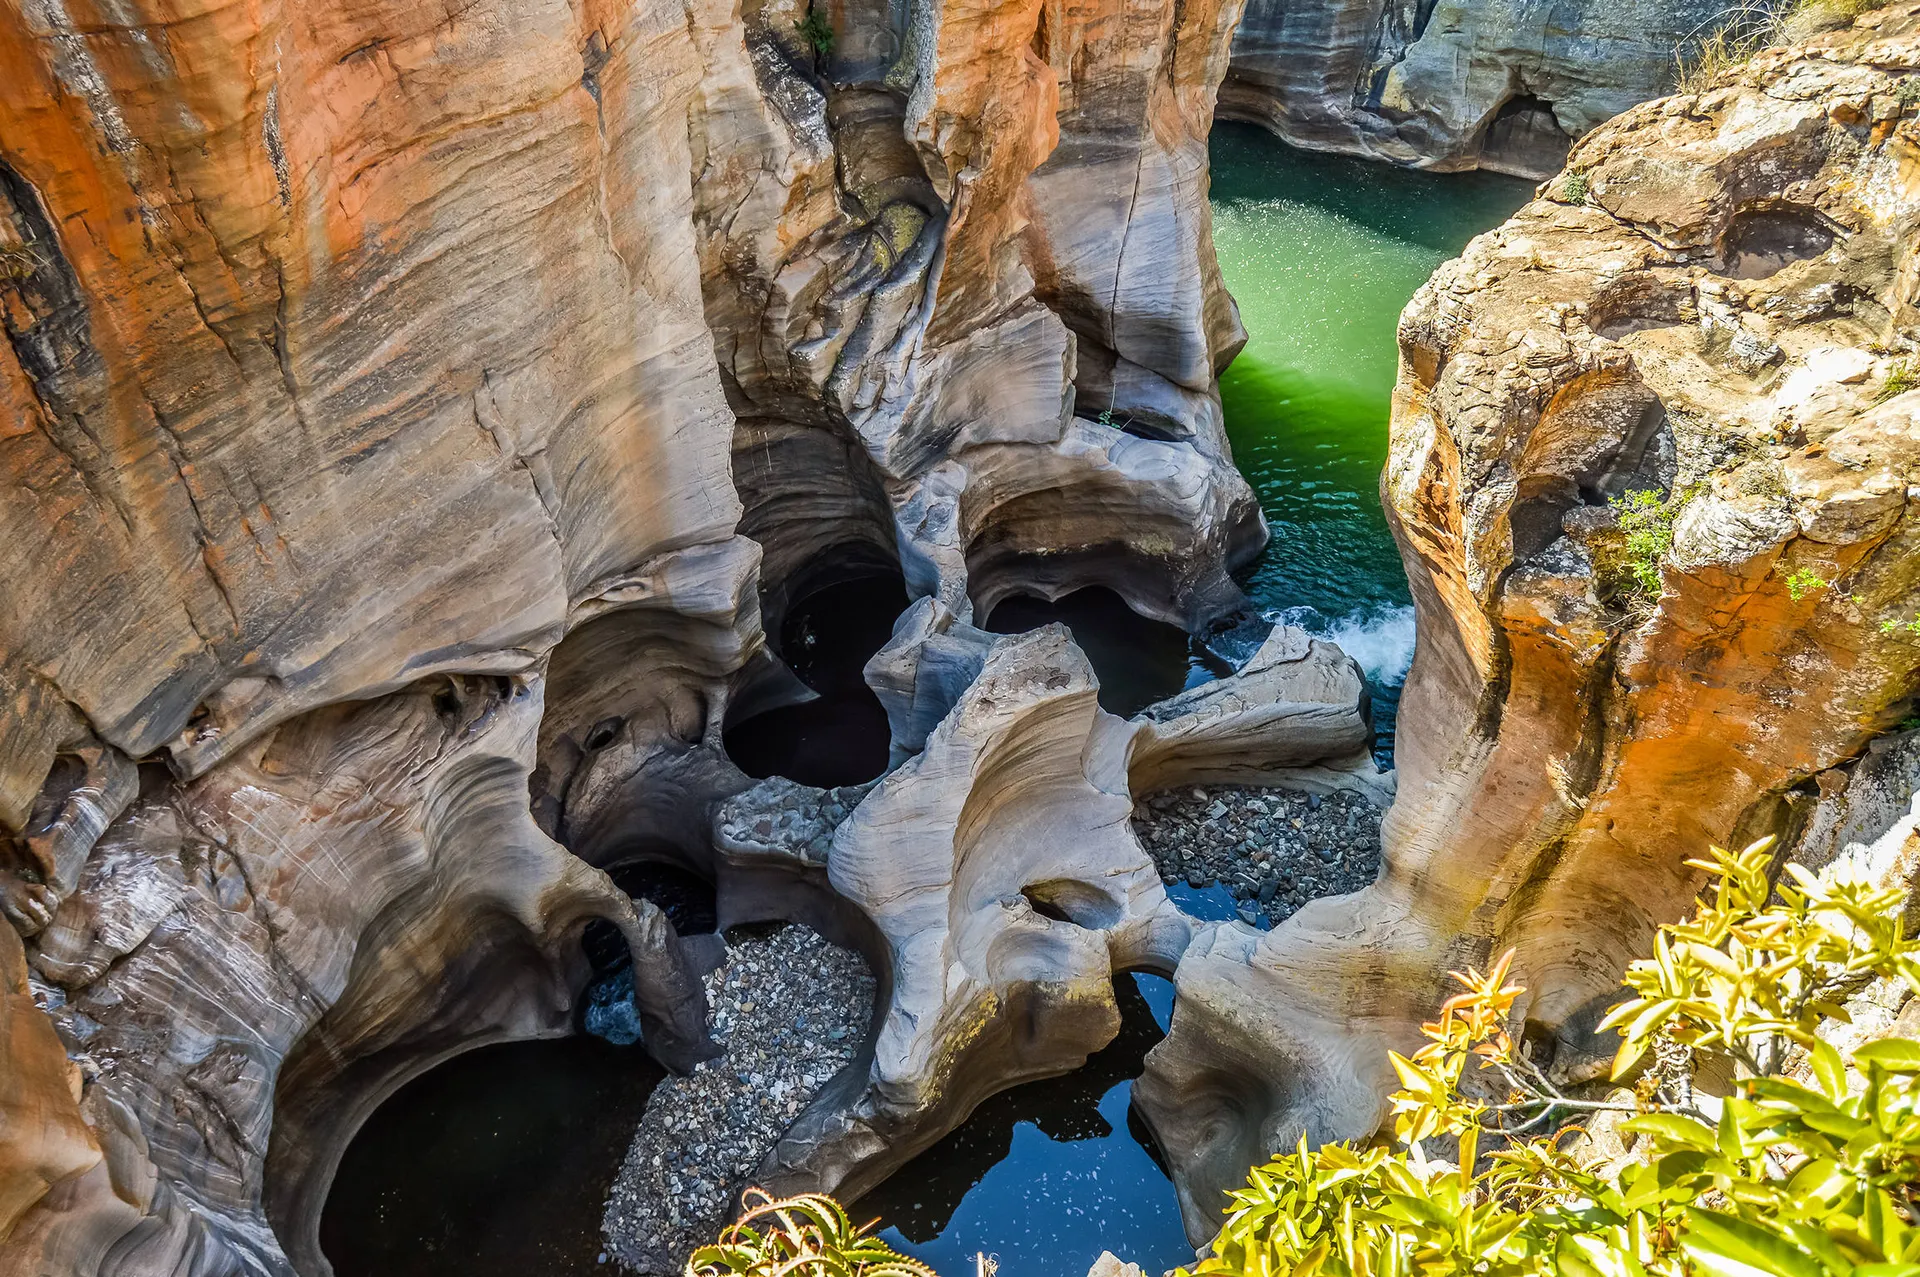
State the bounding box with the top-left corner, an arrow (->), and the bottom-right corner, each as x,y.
860,974 -> 1195,1276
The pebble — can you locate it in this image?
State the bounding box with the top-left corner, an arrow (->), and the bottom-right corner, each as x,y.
601,924 -> 874,1274
1131,784 -> 1385,926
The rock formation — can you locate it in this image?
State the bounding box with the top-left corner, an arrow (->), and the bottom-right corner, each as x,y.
1140,3 -> 1920,1240
703,619 -> 1381,1207
0,0 -> 1284,1265
9,0 -> 1917,1265
1220,0 -> 1725,176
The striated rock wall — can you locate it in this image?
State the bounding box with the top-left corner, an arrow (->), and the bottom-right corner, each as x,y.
1220,0 -> 1724,176
1141,2 -> 1920,1238
0,0 -> 1269,1267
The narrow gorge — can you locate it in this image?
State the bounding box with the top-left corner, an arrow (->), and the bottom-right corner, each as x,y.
0,1 -> 1916,1276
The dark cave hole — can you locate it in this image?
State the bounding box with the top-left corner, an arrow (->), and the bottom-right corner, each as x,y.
578,855 -> 719,1042
1477,94 -> 1572,176
1719,206 -> 1836,280
855,972 -> 1192,1274
582,715 -> 625,751
1589,275 -> 1691,342
580,857 -> 719,972
314,856 -> 723,1275
1511,396 -> 1673,563
723,568 -> 909,788
985,587 -> 1227,717
1023,890 -> 1074,923
1022,878 -> 1125,930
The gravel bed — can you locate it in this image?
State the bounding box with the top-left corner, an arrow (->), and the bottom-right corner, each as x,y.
602,923 -> 873,1273
1131,784 -> 1384,926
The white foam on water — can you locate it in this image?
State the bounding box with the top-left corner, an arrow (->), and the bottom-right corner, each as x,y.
1270,604 -> 1417,687
1324,605 -> 1417,686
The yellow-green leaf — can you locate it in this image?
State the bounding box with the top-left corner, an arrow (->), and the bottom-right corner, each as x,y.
1680,1209 -> 1826,1277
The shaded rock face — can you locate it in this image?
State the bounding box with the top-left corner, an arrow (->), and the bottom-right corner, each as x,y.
0,0 -> 1279,1268
1220,0 -> 1725,176
1139,3 -> 1920,1240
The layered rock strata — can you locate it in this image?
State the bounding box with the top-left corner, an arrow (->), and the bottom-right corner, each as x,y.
0,0 -> 1279,1265
1221,0 -> 1724,176
1140,5 -> 1920,1241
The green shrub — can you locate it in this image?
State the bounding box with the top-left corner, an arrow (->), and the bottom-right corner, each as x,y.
1606,488 -> 1681,600
797,8 -> 834,56
1180,838 -> 1920,1277
689,1189 -> 936,1277
1562,171 -> 1590,204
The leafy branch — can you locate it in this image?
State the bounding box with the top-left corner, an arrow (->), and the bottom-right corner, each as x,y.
1181,838 -> 1920,1277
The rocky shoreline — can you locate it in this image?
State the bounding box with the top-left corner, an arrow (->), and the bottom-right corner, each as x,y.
602,925 -> 874,1274
1131,785 -> 1384,926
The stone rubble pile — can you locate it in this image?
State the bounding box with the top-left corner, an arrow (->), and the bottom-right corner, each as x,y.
1131,784 -> 1384,926
602,924 -> 874,1273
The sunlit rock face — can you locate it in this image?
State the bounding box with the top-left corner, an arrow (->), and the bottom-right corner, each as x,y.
0,0 -> 1274,1267
1140,3 -> 1920,1241
1220,0 -> 1725,177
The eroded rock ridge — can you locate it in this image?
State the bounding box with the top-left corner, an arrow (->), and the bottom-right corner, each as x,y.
1139,2 -> 1920,1238
1222,0 -> 1726,176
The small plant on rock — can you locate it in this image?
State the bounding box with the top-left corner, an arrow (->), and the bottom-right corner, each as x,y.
0,242 -> 39,281
1179,837 -> 1920,1277
1674,0 -> 1878,94
1878,358 -> 1917,405
796,7 -> 835,57
1786,566 -> 1831,601
1561,170 -> 1590,204
1608,488 -> 1681,600
688,1189 -> 936,1277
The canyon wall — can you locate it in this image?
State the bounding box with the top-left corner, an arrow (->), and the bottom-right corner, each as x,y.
1141,1 -> 1920,1233
0,0 -> 1267,1267
1220,0 -> 1725,176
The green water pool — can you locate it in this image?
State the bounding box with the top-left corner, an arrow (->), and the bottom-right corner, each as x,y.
1210,122 -> 1533,751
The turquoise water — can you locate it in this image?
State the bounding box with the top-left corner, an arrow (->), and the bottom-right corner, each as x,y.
1210,123 -> 1533,754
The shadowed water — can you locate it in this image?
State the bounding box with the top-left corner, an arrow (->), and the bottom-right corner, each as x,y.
724,573 -> 908,787
986,588 -> 1229,717
320,1037 -> 664,1276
